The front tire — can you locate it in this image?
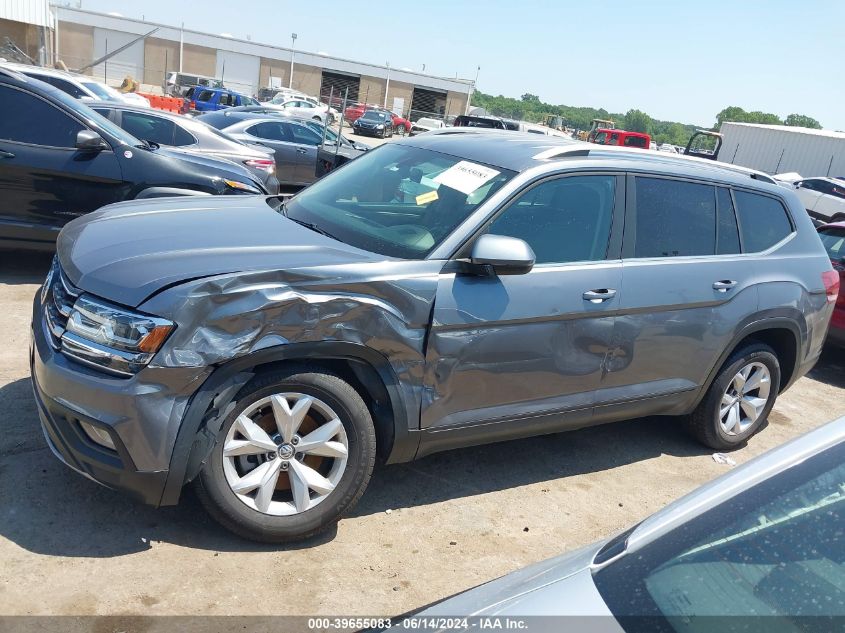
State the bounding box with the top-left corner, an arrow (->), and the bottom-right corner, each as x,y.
686,343 -> 781,450
195,366 -> 376,543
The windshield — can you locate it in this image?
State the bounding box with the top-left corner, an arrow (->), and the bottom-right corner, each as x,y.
594,440 -> 845,628
81,81 -> 118,99
361,111 -> 389,121
819,227 -> 845,262
281,144 -> 514,258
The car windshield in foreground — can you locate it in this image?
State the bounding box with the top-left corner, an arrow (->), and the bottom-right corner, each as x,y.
819,227 -> 845,261
279,143 -> 514,259
593,440 -> 845,630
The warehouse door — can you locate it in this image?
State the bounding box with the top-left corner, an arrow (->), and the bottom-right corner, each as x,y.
410,87 -> 447,121
320,71 -> 359,107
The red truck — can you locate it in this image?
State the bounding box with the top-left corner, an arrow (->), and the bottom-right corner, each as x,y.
591,128 -> 651,149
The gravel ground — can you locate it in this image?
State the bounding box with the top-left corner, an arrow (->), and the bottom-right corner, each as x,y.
1,248 -> 843,618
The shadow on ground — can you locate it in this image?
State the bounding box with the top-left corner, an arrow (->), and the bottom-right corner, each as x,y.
0,250 -> 52,285
807,345 -> 845,389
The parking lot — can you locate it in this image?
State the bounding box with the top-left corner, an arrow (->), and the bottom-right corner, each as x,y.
1,248 -> 843,616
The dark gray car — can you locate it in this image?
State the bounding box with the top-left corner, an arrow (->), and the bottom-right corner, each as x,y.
220,116 -> 365,187
90,101 -> 280,194
31,131 -> 837,543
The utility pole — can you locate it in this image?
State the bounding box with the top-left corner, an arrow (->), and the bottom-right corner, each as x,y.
289,33 -> 297,89
179,22 -> 184,72
465,65 -> 480,115
383,61 -> 390,109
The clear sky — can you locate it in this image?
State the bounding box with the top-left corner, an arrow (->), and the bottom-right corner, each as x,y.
76,0 -> 845,129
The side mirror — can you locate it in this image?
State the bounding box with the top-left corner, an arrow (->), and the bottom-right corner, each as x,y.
469,234 -> 535,275
75,130 -> 108,151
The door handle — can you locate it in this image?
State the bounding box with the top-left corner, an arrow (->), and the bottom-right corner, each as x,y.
713,280 -> 738,292
0,149 -> 14,159
296,148 -> 308,154
582,288 -> 617,303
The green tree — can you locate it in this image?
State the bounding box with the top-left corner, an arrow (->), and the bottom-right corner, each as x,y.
624,109 -> 652,133
715,106 -> 782,128
784,113 -> 822,129
521,93 -> 541,104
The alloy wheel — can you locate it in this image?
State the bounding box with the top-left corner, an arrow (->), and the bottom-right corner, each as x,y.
222,393 -> 349,516
719,362 -> 771,436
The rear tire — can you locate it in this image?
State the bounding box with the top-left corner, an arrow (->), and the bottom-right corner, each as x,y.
195,365 -> 376,543
686,343 -> 781,450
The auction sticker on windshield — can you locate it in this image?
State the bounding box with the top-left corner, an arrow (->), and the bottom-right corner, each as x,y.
433,161 -> 500,195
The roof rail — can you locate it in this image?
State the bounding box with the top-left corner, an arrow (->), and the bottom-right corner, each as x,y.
532,146 -> 591,160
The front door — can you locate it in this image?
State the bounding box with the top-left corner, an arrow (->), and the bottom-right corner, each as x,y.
285,121 -> 322,184
0,84 -> 124,246
422,174 -> 624,431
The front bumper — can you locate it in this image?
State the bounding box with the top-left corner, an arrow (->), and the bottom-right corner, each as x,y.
31,291 -> 210,506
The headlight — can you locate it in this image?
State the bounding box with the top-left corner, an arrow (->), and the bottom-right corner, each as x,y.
376,124 -> 384,129
63,296 -> 174,376
223,179 -> 261,194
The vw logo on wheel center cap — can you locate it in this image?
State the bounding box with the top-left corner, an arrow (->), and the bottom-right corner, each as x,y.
277,444 -> 295,460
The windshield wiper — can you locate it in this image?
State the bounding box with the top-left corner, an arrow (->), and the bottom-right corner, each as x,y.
284,212 -> 341,241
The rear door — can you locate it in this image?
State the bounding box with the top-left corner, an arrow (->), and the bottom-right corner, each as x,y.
284,121 -> 322,183
243,121 -> 299,184
597,176 -> 756,421
0,84 -> 124,246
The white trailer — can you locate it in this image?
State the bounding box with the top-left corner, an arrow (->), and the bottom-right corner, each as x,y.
687,122 -> 845,177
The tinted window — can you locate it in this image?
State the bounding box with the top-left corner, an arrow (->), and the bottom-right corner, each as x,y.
486,176 -> 616,264
0,85 -> 84,147
632,178 -> 716,257
287,123 -> 323,145
624,135 -> 648,148
818,227 -> 845,261
595,442 -> 845,624
716,187 -> 741,254
801,179 -> 825,193
197,90 -> 214,102
734,191 -> 793,252
29,74 -> 87,99
120,111 -> 194,146
247,122 -> 290,142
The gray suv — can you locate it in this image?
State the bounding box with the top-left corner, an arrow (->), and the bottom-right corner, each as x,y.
31,131 -> 837,542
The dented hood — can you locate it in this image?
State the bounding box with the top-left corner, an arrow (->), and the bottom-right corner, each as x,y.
57,195 -> 381,307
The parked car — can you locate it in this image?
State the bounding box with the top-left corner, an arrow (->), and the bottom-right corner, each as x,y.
182,86 -> 259,113
265,97 -> 330,123
31,130 -> 835,542
351,109 -> 394,137
399,416 -> 845,626
217,116 -> 354,186
383,110 -> 411,134
453,114 -> 518,130
0,67 -> 267,250
790,177 -> 845,223
818,221 -> 845,345
163,71 -> 223,97
592,128 -> 652,149
410,117 -> 445,135
343,102 -> 370,123
2,62 -> 149,107
198,108 -> 372,153
90,101 -> 280,194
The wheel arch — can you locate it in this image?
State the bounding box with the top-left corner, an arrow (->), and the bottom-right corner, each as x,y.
693,317 -> 802,413
159,341 -> 416,506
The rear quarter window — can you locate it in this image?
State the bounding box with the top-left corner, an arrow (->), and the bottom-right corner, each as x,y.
734,191 -> 793,252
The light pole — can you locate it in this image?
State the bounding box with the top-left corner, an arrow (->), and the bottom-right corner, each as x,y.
465,65 -> 480,115
289,33 -> 297,89
383,61 -> 390,109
